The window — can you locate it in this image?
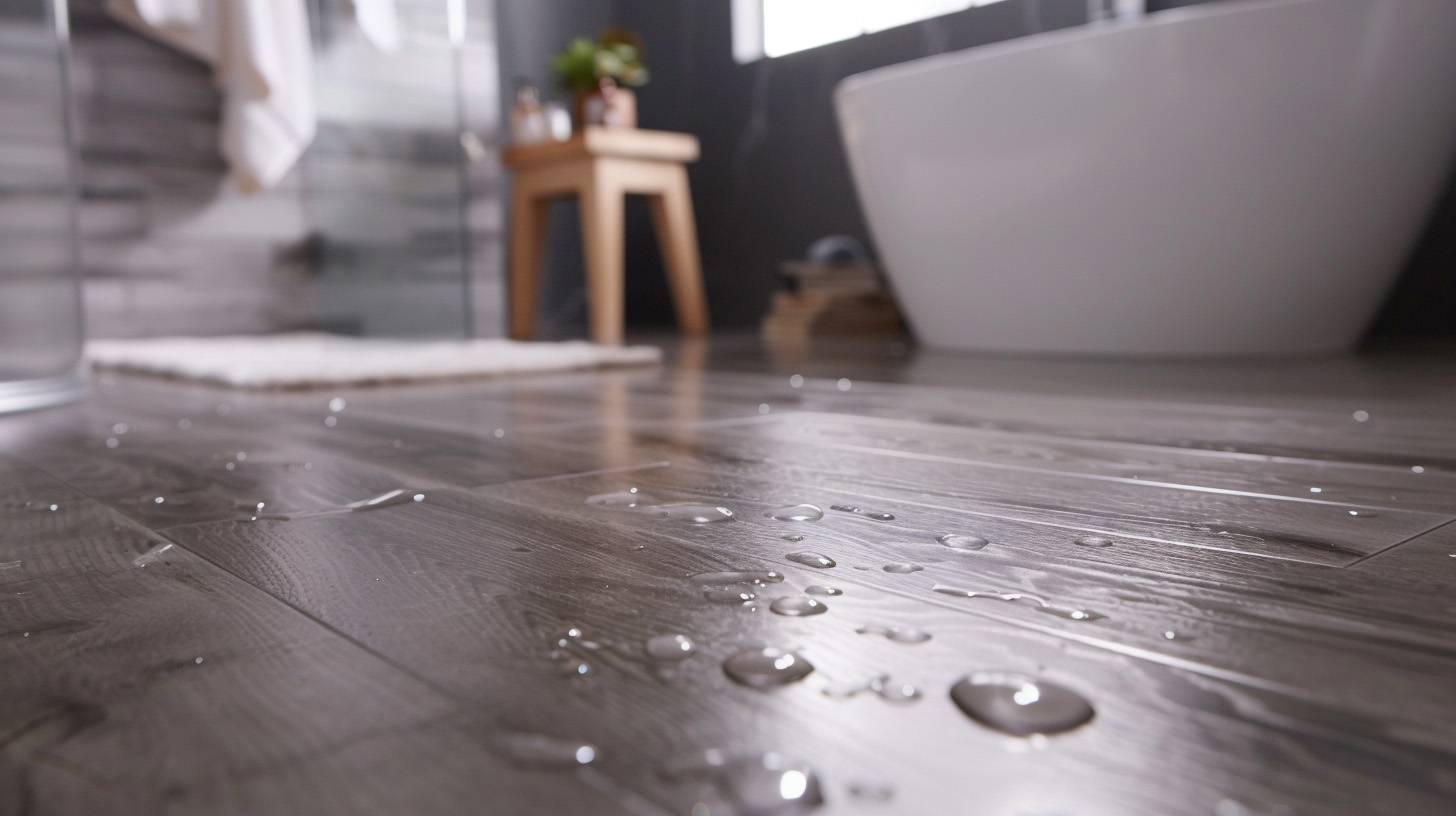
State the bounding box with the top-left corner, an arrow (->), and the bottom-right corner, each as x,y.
730,0 -> 1010,63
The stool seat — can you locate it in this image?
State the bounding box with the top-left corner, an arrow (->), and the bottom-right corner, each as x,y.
502,127 -> 710,345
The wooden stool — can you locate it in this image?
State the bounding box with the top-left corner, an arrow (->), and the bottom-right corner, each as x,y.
501,127 -> 711,345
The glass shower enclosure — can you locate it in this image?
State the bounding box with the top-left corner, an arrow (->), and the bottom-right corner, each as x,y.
0,0 -> 85,413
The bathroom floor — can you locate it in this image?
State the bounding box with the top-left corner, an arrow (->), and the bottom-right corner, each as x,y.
3,336 -> 1456,816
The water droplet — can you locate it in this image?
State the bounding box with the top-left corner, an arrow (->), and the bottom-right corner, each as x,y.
224,462 -> 235,471
782,534 -> 804,542
769,597 -> 828,617
153,496 -> 165,504
1163,630 -> 1177,640
766,504 -> 824,522
717,754 -> 823,815
112,422 -> 128,434
704,589 -> 757,604
855,625 -> 931,644
177,418 -> 191,430
789,374 -> 804,388
194,656 -> 203,664
1412,465 -> 1425,473
493,428 -> 505,438
105,438 -> 119,449
830,504 -> 894,521
133,542 -> 174,567
646,634 -> 697,660
758,403 -> 771,415
1309,487 -> 1322,493
786,552 -> 835,569
803,585 -> 842,597
837,378 -> 852,392
931,584 -> 1103,621
1353,410 -> 1370,422
328,397 -> 346,412
1347,509 -> 1378,518
496,733 -> 598,768
949,672 -> 1094,736
824,675 -> 922,704
323,415 -> 338,427
722,647 -> 814,688
937,534 -> 988,551
1074,536 -> 1114,548
643,503 -> 735,523
882,563 -> 922,574
216,404 -> 231,416
250,489 -> 422,521
586,489 -> 648,508
691,570 -> 785,586
0,560 -> 22,570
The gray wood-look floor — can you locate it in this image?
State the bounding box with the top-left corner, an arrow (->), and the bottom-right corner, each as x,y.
4,336 -> 1456,816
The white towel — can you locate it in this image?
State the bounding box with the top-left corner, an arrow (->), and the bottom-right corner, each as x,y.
86,334 -> 664,389
105,0 -> 316,193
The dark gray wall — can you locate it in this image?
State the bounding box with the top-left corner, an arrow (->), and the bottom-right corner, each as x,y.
510,0 -> 1456,340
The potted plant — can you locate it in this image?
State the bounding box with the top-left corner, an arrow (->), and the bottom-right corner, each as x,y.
551,28 -> 649,129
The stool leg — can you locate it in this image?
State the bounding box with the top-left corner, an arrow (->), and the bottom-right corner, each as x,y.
580,170 -> 625,345
508,187 -> 549,341
649,165 -> 710,335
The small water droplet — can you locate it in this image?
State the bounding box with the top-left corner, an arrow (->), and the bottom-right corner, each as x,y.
786,552 -> 835,569
782,534 -> 804,542
949,672 -> 1094,736
1074,536 -> 1114,548
493,428 -> 505,438
225,462 -> 235,471
0,560 -> 22,570
766,504 -> 824,522
1353,410 -> 1370,422
769,597 -> 828,617
194,656 -> 203,664
855,625 -> 931,644
718,754 -> 823,815
691,570 -> 785,586
937,534 -> 988,552
586,489 -> 648,508
133,542 -> 174,567
824,674 -> 922,704
323,416 -> 338,427
643,503 -> 735,523
496,733 -> 597,768
848,781 -> 894,801
48,504 -> 57,512
931,584 -> 1103,621
105,438 -> 120,449
704,589 -> 757,604
1412,465 -> 1425,473
837,378 -> 852,392
803,585 -> 842,597
328,397 -> 346,412
830,504 -> 894,521
882,563 -> 922,574
789,374 -> 804,388
1163,630 -> 1177,640
1309,487 -> 1322,493
1348,509 -> 1378,518
250,489 -> 423,521
722,647 -> 814,688
758,403 -> 771,415
646,634 -> 697,660
112,422 -> 128,434
153,496 -> 165,504
177,418 -> 191,430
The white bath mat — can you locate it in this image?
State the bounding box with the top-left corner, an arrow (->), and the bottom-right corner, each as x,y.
86,334 -> 662,389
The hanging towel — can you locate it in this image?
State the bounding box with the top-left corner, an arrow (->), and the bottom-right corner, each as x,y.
104,0 -> 316,193
350,0 -> 400,53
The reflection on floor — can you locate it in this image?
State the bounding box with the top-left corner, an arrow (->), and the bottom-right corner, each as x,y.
3,335 -> 1455,815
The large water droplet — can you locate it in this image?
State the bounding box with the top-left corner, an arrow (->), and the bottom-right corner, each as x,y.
644,503 -> 735,523
882,563 -> 923,574
1074,536 -> 1114,548
723,647 -> 814,688
786,552 -> 836,569
495,733 -> 598,767
718,754 -> 824,815
586,489 -> 649,508
646,634 -> 697,660
830,504 -> 894,521
251,489 -> 422,521
855,625 -> 931,644
803,585 -> 842,597
691,570 -> 785,586
937,534 -> 988,551
949,672 -> 1094,736
769,597 -> 827,617
766,504 -> 824,522
932,584 -> 1102,621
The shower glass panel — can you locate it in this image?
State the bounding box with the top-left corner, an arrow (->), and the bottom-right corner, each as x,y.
307,0 -> 473,339
0,0 -> 85,413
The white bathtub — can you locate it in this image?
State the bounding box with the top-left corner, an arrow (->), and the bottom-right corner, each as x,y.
835,0 -> 1456,355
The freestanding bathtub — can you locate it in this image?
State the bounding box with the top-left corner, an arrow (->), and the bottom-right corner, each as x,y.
835,0 -> 1456,355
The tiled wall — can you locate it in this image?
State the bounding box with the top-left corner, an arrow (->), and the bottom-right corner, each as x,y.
64,0 -> 503,339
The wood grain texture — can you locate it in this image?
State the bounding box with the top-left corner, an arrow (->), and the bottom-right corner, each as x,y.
2,341 -> 1455,814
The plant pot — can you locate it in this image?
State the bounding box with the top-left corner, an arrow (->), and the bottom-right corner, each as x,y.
571,86 -> 637,130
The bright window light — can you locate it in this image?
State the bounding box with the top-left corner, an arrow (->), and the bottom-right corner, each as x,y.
732,0 -> 1012,62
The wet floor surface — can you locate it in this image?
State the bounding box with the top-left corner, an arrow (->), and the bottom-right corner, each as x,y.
3,338 -> 1456,815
